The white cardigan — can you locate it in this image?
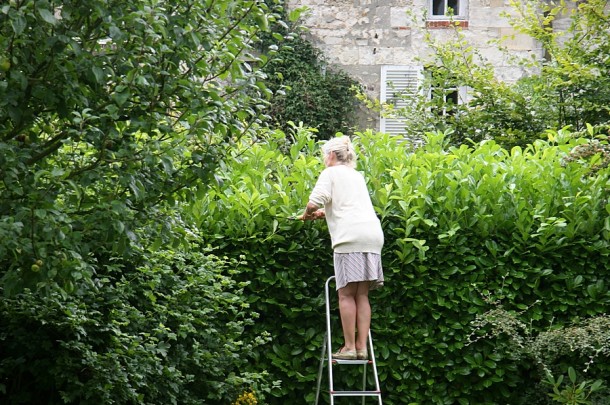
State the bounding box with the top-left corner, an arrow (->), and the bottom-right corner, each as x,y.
308,165 -> 384,254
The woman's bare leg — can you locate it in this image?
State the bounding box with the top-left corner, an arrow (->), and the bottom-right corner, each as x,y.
355,281 -> 371,351
337,283 -> 358,350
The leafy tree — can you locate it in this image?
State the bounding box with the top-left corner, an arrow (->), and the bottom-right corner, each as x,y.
0,0 -> 289,293
505,0 -> 610,131
0,0 -> 297,402
377,25 -> 543,147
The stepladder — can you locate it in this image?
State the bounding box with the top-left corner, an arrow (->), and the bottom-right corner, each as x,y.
315,276 -> 383,405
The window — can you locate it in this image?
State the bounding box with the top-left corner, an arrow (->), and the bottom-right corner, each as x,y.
430,86 -> 461,116
428,0 -> 468,20
380,65 -> 423,139
426,65 -> 468,116
432,0 -> 459,16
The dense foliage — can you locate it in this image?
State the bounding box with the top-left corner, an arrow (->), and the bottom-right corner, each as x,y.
0,0 -> 294,403
0,0 -> 284,293
0,247 -> 270,404
196,128 -> 610,404
262,34 -> 361,140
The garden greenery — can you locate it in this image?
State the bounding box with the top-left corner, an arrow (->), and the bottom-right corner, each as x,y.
1,0 -> 609,403
0,245 -> 274,404
196,127 -> 610,404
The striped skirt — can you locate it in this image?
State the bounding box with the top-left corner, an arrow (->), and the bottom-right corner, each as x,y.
333,252 -> 384,291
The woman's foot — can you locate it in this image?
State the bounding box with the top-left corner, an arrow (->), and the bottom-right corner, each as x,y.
356,349 -> 368,360
332,347 -> 357,360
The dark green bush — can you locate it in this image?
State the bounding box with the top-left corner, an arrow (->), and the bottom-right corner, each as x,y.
0,248 -> 271,404
262,36 -> 361,140
196,127 -> 610,404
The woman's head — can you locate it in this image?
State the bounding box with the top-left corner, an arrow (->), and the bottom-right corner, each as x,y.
322,136 -> 357,168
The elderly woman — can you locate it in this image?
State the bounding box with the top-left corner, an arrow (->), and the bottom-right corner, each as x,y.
301,136 -> 384,360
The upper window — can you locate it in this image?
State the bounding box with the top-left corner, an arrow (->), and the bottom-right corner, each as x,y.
428,0 -> 467,20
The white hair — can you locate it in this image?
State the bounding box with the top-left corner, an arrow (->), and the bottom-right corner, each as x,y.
322,136 -> 357,168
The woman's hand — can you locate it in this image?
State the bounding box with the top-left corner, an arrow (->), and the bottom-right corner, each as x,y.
311,209 -> 325,220
300,209 -> 325,221
299,203 -> 324,221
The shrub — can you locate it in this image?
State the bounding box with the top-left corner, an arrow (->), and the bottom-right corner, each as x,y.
196,127 -> 610,404
262,35 -> 361,140
0,247 -> 272,404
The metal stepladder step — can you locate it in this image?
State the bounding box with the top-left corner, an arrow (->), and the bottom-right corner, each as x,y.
315,276 -> 382,404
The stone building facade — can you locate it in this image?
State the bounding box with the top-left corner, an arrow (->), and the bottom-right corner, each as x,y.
285,0 -> 556,133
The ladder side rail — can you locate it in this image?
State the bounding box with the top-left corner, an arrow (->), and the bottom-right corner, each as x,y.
368,330 -> 383,404
314,332 -> 328,405
361,362 -> 368,405
325,276 -> 336,405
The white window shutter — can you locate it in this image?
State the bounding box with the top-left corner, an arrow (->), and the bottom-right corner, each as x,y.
380,65 -> 423,139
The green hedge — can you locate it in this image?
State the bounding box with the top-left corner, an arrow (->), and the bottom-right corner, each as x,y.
196,127 -> 610,404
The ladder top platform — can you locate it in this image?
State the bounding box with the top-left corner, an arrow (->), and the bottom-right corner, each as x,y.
332,359 -> 371,365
